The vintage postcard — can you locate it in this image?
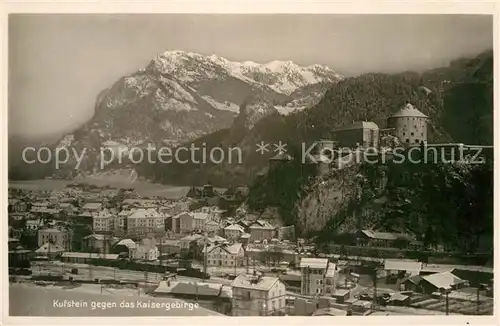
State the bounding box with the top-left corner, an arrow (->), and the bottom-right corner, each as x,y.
2,1 -> 498,324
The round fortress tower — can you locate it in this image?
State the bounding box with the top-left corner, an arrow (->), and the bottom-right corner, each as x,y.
388,103 -> 428,145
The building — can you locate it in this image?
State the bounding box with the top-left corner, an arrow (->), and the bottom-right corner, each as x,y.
130,238 -> 160,261
31,201 -> 50,210
179,234 -> 203,252
231,273 -> 286,316
127,208 -> 165,238
299,258 -> 337,296
60,252 -> 119,264
58,203 -> 78,215
384,259 -> 423,283
224,224 -> 245,241
248,220 -> 276,241
37,228 -> 71,250
159,239 -> 181,256
26,219 -> 42,232
333,121 -> 379,148
81,202 -> 103,213
356,229 -> 415,248
113,238 -> 136,255
92,209 -> 114,233
122,198 -> 159,209
204,220 -> 221,233
8,199 -> 28,213
196,234 -> 227,250
178,212 -> 194,234
193,212 -> 209,231
418,272 -> 469,295
154,281 -> 232,315
35,242 -> 66,259
387,102 -> 428,145
205,242 -> 244,267
81,234 -> 119,254
115,210 -> 131,235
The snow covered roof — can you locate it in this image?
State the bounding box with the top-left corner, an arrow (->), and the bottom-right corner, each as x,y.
360,230 -> 414,241
422,272 -> 466,289
384,259 -> 422,272
39,228 -> 67,234
312,307 -> 348,316
36,242 -> 66,253
224,224 -> 245,232
389,103 -> 428,118
206,242 -> 242,255
231,274 -> 281,291
180,234 -> 203,242
154,281 -> 222,297
192,212 -> 208,220
128,208 -> 162,218
116,239 -> 137,249
93,209 -> 113,218
325,263 -> 336,278
299,258 -> 329,269
61,252 -> 119,260
82,202 -> 103,210
249,220 -> 275,230
334,121 -> 379,131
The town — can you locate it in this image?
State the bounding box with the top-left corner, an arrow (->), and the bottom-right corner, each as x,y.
8,104 -> 494,317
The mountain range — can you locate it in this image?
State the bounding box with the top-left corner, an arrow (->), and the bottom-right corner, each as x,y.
139,50 -> 493,186
57,50 -> 342,150
8,50 -> 492,186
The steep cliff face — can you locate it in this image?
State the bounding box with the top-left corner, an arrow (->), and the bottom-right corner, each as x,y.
279,158 -> 493,253
296,165 -> 362,233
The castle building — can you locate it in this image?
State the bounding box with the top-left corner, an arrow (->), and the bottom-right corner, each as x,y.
387,103 -> 428,145
333,121 -> 379,148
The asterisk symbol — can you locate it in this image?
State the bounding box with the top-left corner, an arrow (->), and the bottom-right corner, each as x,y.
274,141 -> 287,155
256,141 -> 270,154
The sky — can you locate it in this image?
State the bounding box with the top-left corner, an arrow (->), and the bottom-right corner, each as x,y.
9,14 -> 493,139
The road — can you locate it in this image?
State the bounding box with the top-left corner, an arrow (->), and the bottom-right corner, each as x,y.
31,261 -> 232,285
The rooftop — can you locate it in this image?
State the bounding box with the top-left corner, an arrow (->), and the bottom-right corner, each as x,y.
231,274 -> 280,291
389,103 -> 428,118
361,229 -> 414,241
384,259 -> 422,272
61,252 -> 119,260
36,242 -> 66,254
206,242 -> 243,255
312,307 -> 348,316
299,258 -> 329,269
128,208 -> 163,218
39,228 -> 67,234
422,271 -> 467,289
192,212 -> 208,220
154,281 -> 222,297
334,121 -> 379,131
325,263 -> 337,278
82,203 -> 103,210
224,224 -> 245,232
115,238 -> 136,248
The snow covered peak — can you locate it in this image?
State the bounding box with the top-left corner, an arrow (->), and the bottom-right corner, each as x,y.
264,60 -> 299,72
150,50 -> 343,95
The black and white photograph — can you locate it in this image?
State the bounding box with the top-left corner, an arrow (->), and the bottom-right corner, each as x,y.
5,11 -> 495,318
